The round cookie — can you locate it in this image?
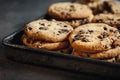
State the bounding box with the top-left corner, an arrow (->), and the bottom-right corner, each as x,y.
92,13 -> 120,29
69,23 -> 120,53
24,19 -> 73,42
22,34 -> 69,50
48,2 -> 93,20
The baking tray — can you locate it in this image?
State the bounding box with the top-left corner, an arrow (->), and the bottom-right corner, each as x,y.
2,14 -> 120,78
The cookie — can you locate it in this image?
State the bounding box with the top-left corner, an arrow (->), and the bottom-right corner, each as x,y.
72,49 -> 117,62
24,19 -> 73,42
69,23 -> 120,53
92,13 -> 120,29
90,47 -> 120,59
73,46 -> 120,59
72,49 -> 116,62
22,34 -> 69,50
87,0 -> 109,15
48,2 -> 93,20
104,0 -> 120,13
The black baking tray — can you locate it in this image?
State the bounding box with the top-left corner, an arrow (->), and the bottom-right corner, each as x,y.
2,14 -> 120,78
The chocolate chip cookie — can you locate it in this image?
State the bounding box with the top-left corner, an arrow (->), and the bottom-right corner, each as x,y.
24,19 -> 73,42
48,2 -> 93,20
104,0 -> 120,14
69,23 -> 120,53
92,13 -> 120,29
22,34 -> 69,50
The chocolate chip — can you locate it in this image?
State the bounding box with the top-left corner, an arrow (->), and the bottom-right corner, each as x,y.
47,24 -> 51,26
36,32 -> 39,34
28,27 -> 32,30
81,38 -> 89,42
70,5 -> 74,8
103,27 -> 107,31
61,12 -> 65,15
57,34 -> 60,35
88,30 -> 94,34
58,29 -> 69,33
117,19 -> 120,21
41,23 -> 45,26
79,30 -> 85,34
105,45 -> 108,49
117,27 -> 120,30
64,25 -> 67,27
73,34 -> 83,42
39,27 -> 47,30
102,34 -> 108,38
72,38 -> 76,42
98,33 -> 108,39
109,29 -> 114,32
98,36 -> 102,39
69,9 -> 73,12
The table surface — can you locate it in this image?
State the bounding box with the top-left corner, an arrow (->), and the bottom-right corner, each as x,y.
0,0 -> 116,80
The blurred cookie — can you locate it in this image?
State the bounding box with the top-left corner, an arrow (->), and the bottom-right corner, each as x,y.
22,34 -> 69,50
104,0 -> 120,13
24,19 -> 73,42
69,23 -> 120,53
92,13 -> 120,29
87,0 -> 110,15
48,2 -> 93,20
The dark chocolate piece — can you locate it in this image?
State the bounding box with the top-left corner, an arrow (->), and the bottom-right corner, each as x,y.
39,27 -> 47,30
28,27 -> 32,30
58,29 -> 69,33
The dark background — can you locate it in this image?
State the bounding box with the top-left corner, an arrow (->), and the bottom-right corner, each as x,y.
0,0 -> 116,80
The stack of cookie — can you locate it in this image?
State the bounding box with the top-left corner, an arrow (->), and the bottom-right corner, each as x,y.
22,19 -> 73,54
21,0 -> 120,63
47,2 -> 94,28
69,23 -> 120,62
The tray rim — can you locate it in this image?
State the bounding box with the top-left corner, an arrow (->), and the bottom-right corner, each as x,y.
2,28 -> 120,67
